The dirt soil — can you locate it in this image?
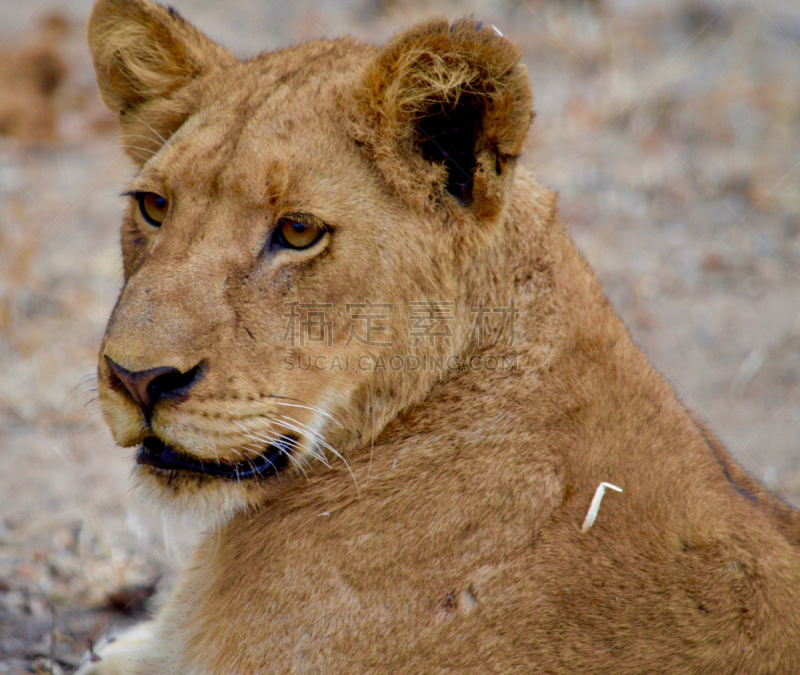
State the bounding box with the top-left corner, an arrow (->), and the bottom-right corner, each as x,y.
0,0 -> 798,672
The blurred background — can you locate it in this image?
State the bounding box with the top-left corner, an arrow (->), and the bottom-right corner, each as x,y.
0,0 -> 798,671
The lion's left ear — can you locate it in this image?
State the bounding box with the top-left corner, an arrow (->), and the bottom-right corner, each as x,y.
88,0 -> 236,164
351,19 -> 533,225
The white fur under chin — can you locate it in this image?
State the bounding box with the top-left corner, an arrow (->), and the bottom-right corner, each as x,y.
126,394 -> 348,553
133,468 -> 248,539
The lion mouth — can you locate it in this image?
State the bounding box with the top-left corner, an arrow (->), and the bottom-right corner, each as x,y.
137,435 -> 295,479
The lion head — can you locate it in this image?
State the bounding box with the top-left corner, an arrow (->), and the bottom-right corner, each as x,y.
89,0 -> 533,524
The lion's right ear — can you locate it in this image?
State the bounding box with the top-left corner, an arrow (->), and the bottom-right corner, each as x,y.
350,19 -> 533,236
88,0 -> 236,164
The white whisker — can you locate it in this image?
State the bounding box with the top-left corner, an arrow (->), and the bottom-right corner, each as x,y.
272,400 -> 344,428
288,406 -> 360,499
240,424 -> 313,478
119,144 -> 161,159
270,416 -> 332,468
124,112 -> 170,146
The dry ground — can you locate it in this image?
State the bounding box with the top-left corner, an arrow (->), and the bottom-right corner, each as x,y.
0,0 -> 798,672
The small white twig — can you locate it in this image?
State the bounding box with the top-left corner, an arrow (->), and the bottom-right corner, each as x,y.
581,482 -> 623,533
490,24 -> 504,37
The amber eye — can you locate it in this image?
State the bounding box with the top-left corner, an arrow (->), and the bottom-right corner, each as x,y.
136,192 -> 168,227
275,217 -> 325,250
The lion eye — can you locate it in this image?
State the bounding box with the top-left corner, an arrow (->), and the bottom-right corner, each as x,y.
275,217 -> 324,250
136,192 -> 168,227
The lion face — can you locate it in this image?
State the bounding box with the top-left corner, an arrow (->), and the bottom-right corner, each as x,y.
89,0 -> 531,522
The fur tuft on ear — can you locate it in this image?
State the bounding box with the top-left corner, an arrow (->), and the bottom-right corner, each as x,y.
351,19 -> 533,223
88,0 -> 236,164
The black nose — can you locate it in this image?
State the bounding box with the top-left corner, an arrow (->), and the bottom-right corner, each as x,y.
105,356 -> 204,423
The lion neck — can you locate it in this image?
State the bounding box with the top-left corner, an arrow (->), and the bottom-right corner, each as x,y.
339,167 -> 616,462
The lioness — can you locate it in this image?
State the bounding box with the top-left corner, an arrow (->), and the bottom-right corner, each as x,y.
82,1 -> 800,672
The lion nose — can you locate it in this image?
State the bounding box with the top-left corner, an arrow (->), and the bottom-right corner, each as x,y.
105,356 -> 205,422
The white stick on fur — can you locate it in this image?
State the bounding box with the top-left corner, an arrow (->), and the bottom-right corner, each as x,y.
581,482 -> 623,533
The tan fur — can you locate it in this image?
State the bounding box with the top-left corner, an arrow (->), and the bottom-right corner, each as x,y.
82,1 -> 800,672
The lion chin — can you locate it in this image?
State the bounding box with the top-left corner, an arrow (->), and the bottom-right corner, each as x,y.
76,1 -> 800,673
130,435 -> 293,531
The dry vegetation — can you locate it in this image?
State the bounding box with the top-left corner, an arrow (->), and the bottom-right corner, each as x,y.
0,0 -> 798,672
